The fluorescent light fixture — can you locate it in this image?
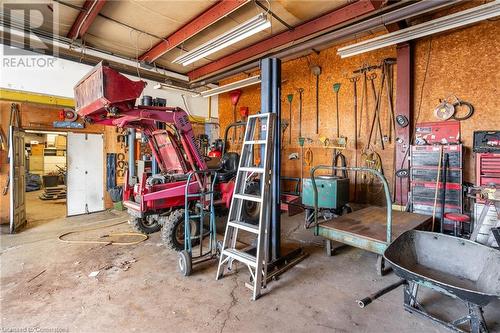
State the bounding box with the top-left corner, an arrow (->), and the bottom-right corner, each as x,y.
200,76 -> 261,97
153,83 -> 201,97
337,1 -> 500,58
0,25 -> 189,82
173,14 -> 271,66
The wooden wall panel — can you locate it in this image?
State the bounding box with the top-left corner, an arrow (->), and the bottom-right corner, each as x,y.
218,19 -> 500,203
412,20 -> 500,183
219,33 -> 397,204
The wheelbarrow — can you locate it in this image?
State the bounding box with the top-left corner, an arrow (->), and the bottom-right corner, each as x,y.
357,230 -> 500,333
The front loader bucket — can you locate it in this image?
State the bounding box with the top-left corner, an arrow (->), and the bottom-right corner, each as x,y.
74,62 -> 146,118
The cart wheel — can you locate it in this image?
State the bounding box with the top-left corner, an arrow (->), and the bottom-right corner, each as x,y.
376,255 -> 389,276
178,250 -> 192,276
325,239 -> 334,256
342,205 -> 353,215
216,240 -> 223,255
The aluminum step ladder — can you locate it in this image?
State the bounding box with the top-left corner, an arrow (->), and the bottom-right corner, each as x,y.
216,113 -> 275,300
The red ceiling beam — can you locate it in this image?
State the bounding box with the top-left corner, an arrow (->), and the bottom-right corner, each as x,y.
67,0 -> 107,40
188,0 -> 383,81
139,0 -> 249,63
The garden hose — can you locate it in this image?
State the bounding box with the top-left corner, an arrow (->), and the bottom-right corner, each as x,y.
58,221 -> 148,245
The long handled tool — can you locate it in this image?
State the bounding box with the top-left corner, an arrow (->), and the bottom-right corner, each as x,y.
358,72 -> 367,138
367,72 -> 385,150
350,76 -> 360,200
287,94 -> 294,145
312,66 -> 322,134
383,60 -> 396,143
333,83 -> 341,138
297,88 -> 304,138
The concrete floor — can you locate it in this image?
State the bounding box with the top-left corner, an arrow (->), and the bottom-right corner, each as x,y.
25,190 -> 67,227
1,209 -> 499,333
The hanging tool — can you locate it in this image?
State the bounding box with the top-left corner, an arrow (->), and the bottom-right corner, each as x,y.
359,72 -> 367,138
333,83 -> 341,138
229,90 -> 242,143
353,64 -> 379,138
287,94 -> 294,145
297,88 -> 304,138
305,148 -> 313,166
367,72 -> 385,150
382,59 -> 396,143
312,66 -> 322,134
299,137 -> 305,190
350,76 -> 360,201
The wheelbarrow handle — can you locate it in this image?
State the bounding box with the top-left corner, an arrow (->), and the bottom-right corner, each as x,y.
357,279 -> 406,308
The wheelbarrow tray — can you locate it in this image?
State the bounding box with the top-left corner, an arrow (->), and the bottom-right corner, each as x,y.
384,230 -> 500,307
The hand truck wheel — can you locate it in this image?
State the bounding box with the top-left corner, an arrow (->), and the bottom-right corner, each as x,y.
376,255 -> 391,276
178,250 -> 192,276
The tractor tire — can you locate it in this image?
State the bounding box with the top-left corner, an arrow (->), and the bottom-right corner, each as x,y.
242,181 -> 261,224
161,209 -> 199,251
129,216 -> 161,234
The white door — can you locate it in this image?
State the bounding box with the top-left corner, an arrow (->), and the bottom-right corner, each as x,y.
67,133 -> 104,216
9,126 -> 26,233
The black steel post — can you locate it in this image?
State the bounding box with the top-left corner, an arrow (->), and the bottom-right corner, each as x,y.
271,58 -> 281,261
260,58 -> 281,261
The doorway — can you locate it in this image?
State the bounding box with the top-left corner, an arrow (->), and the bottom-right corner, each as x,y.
24,130 -> 67,227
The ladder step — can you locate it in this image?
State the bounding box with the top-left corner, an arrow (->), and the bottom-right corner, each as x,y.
244,140 -> 266,145
233,193 -> 262,203
228,221 -> 259,234
222,248 -> 257,267
239,167 -> 264,173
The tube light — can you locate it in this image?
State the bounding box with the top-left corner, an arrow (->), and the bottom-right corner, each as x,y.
337,0 -> 500,58
200,76 -> 261,97
153,83 -> 201,97
173,14 -> 271,66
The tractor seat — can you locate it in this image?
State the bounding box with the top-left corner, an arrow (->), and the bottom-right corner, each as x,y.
216,152 -> 240,182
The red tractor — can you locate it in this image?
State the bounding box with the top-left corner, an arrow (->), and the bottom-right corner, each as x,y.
74,63 -> 249,251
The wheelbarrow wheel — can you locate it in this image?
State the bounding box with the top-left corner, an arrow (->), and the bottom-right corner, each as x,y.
129,216 -> 161,234
178,250 -> 192,276
161,209 -> 200,251
376,255 -> 391,276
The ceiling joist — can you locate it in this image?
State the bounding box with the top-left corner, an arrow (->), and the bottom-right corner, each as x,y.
187,0 -> 384,81
67,0 -> 107,40
139,0 -> 250,63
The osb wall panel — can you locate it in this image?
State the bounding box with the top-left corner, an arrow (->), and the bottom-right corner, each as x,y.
0,101 -> 114,225
219,33 -> 397,203
412,18 -> 500,183
219,20 -> 500,202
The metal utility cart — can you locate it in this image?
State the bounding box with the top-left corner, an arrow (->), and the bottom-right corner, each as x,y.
310,165 -> 432,275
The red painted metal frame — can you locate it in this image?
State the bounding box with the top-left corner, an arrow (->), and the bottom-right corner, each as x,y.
188,0 -> 383,80
395,42 -> 411,206
139,0 -> 249,63
67,0 -> 107,39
